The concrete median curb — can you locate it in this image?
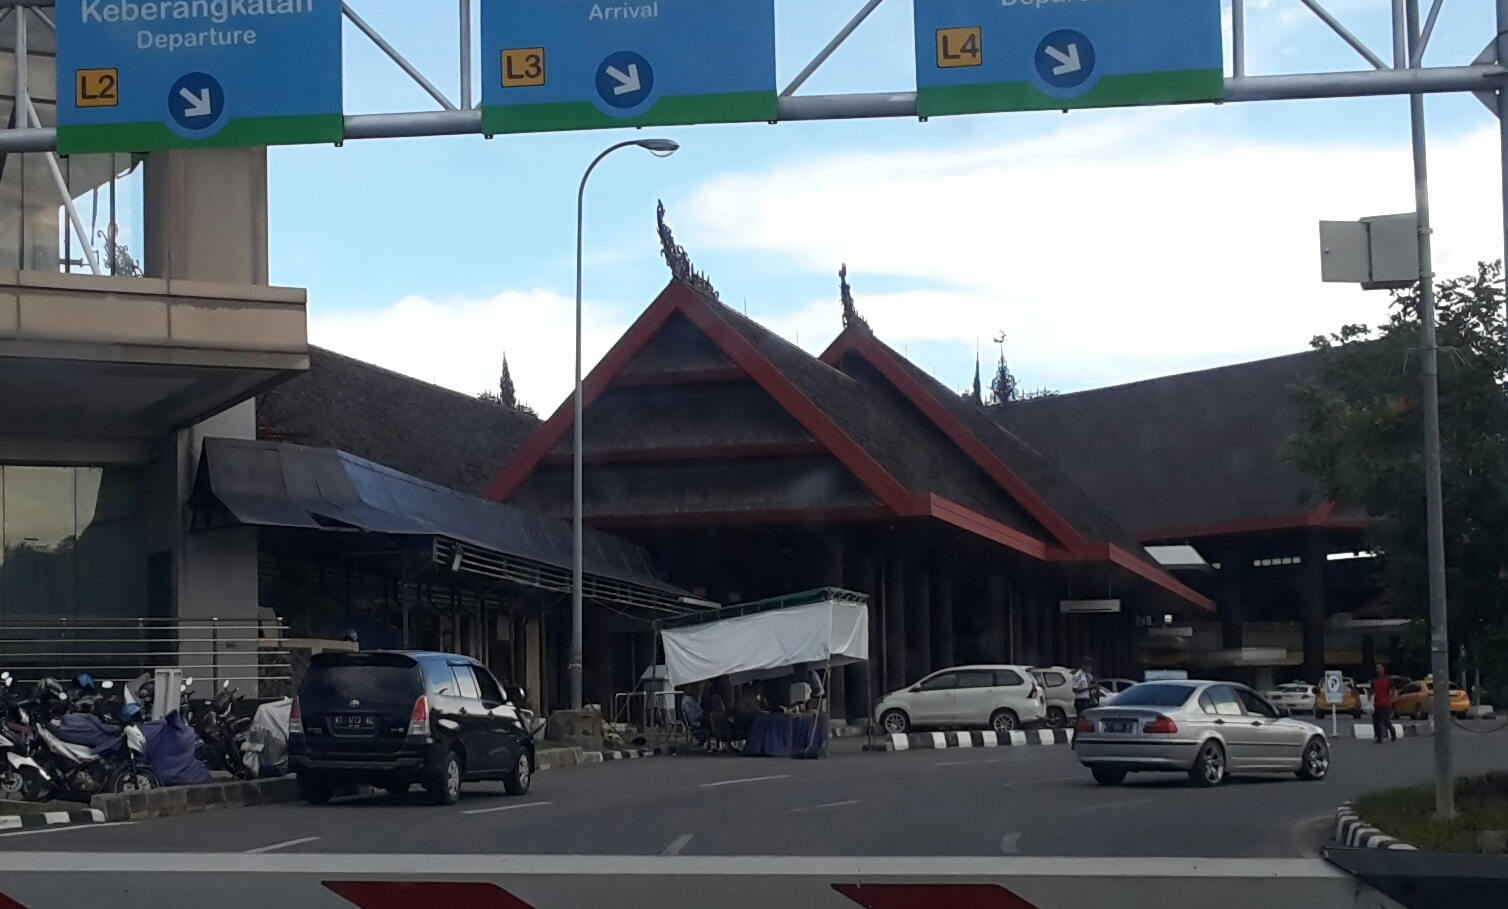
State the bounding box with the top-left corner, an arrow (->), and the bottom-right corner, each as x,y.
1334,802 -> 1418,851
0,808 -> 105,831
862,728 -> 1074,752
91,777 -> 304,822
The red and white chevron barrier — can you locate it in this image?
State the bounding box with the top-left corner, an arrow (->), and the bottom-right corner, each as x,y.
0,854 -> 1404,909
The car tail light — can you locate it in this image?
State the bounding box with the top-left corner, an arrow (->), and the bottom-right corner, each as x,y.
1075,716 -> 1094,734
407,695 -> 429,737
1029,684 -> 1039,700
288,697 -> 303,735
1143,715 -> 1178,734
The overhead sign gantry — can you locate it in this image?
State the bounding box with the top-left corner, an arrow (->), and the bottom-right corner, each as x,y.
480,0 -> 779,135
55,0 -> 344,155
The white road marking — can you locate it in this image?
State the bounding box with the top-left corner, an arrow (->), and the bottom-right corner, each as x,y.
1078,798 -> 1154,812
0,821 -> 136,839
701,774 -> 790,788
999,832 -> 1022,855
663,834 -> 693,855
787,800 -> 861,813
246,836 -> 321,854
461,800 -> 554,816
936,758 -> 1002,766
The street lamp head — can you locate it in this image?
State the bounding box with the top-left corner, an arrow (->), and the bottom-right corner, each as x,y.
636,138 -> 680,156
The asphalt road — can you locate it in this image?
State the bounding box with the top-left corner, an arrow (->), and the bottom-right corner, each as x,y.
4,728 -> 1505,857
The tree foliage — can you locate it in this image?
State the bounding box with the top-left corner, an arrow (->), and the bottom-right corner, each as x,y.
1287,262 -> 1508,693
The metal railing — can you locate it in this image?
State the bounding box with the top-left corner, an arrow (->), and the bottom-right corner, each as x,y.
0,617 -> 291,695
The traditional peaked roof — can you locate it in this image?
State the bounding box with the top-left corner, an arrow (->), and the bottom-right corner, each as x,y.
259,347 -> 540,497
485,278 -> 1212,611
988,351 -> 1361,541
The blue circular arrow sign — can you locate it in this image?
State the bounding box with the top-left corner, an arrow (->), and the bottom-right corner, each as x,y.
1034,30 -> 1095,91
595,51 -> 654,110
168,72 -> 226,132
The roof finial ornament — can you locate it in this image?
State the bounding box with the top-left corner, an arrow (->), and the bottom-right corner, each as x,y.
839,263 -> 870,332
656,200 -> 720,301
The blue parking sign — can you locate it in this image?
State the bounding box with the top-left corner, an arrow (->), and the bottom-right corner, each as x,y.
481,0 -> 777,135
56,0 -> 343,155
915,0 -> 1224,117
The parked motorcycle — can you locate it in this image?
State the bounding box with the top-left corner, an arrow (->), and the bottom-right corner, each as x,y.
0,672 -> 34,800
19,700 -> 158,802
188,680 -> 251,778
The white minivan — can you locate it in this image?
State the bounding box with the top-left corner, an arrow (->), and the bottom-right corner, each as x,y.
875,665 -> 1047,734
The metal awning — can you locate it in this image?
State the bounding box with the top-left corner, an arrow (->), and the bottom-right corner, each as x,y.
192,437 -> 697,614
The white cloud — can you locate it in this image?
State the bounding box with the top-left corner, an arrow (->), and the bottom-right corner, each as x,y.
683,114 -> 1502,390
309,290 -> 631,416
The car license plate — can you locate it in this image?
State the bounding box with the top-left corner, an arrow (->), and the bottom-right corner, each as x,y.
1103,720 -> 1136,735
331,714 -> 376,735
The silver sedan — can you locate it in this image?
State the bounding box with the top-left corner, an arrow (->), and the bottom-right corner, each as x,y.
1073,680 -> 1330,787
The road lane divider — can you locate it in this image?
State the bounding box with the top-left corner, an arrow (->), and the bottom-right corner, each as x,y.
0,854 -> 1408,909
461,801 -> 554,817
700,774 -> 791,788
866,729 -> 1074,753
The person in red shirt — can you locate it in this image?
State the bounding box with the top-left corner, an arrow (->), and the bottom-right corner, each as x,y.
1372,664 -> 1396,743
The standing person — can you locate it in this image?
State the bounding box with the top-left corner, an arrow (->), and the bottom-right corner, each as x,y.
1371,664 -> 1396,743
1072,657 -> 1098,717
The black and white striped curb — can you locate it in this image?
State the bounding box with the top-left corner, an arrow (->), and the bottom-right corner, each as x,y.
0,808 -> 105,831
1334,802 -> 1417,851
866,729 -> 1074,752
591,745 -> 687,762
1348,720 -> 1432,739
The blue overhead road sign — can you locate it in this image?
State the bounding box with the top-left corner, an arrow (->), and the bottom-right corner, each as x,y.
56,0 -> 343,155
481,0 -> 777,135
914,0 -> 1224,117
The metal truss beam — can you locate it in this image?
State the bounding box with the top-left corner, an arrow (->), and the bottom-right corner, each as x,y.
0,65 -> 1499,153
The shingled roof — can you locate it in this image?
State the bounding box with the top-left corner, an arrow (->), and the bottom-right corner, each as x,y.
258,347 -> 540,497
989,351 -> 1331,540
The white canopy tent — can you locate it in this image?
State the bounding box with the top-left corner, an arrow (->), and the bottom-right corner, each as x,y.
660,597 -> 869,688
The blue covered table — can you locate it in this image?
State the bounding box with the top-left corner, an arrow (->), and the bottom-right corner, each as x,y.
742,711 -> 829,758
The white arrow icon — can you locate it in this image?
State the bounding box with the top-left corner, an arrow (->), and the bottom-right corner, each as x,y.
1044,44 -> 1081,76
605,63 -> 641,96
178,87 -> 213,118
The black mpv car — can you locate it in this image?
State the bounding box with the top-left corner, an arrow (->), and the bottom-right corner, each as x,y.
289,651 -> 536,805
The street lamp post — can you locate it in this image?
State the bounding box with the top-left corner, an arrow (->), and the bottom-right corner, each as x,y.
570,138 -> 680,712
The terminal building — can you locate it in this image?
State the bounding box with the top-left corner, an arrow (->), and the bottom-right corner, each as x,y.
2,32 -> 1394,715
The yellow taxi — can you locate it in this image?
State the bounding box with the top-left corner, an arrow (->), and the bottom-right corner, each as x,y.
1315,678 -> 1363,718
1392,676 -> 1471,719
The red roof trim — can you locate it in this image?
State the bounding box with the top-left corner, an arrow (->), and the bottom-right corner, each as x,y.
1050,542 -> 1216,613
1138,502 -> 1370,543
587,505 -> 895,530
485,283 -> 913,512
918,494 -> 1051,559
820,329 -> 1086,553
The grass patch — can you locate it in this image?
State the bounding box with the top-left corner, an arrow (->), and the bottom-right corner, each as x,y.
1355,772 -> 1508,852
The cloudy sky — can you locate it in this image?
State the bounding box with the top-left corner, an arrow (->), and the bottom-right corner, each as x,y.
254,0 -> 1501,414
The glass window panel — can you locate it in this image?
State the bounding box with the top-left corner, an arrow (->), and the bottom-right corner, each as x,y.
1,467 -> 77,618
74,468 -> 146,620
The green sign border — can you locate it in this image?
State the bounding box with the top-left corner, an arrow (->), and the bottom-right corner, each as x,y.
56,114 -> 344,156
917,69 -> 1224,118
482,90 -> 776,136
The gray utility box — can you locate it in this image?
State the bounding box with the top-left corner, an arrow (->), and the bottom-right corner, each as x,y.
1319,213 -> 1420,290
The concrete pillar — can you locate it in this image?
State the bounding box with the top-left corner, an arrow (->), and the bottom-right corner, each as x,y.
905,565 -> 931,683
930,570 -> 954,670
523,615 -> 543,714
1020,590 -> 1038,665
1361,635 -> 1376,674
1301,533 -> 1327,683
819,537 -> 846,719
845,549 -> 879,719
1038,594 -> 1056,667
1220,544 -> 1247,650
144,148 -> 270,695
883,553 -> 906,692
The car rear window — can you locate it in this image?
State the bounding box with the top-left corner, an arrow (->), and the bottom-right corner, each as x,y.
1108,683 -> 1196,707
302,653 -> 422,706
995,669 -> 1024,687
